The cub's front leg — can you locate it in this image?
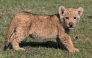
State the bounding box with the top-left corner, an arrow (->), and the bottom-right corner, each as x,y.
57,25 -> 79,53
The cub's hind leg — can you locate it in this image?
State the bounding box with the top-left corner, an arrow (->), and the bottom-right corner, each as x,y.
11,27 -> 28,50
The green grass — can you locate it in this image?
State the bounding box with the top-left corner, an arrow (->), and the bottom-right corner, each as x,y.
0,0 -> 92,58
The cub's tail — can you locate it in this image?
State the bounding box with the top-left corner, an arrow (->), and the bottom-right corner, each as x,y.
3,19 -> 16,51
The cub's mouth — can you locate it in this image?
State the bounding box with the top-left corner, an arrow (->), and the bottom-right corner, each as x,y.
69,27 -> 74,29
67,25 -> 74,29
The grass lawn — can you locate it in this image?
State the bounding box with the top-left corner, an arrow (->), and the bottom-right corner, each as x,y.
0,0 -> 92,58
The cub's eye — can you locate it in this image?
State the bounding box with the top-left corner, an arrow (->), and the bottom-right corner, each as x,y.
65,17 -> 69,20
74,17 -> 77,19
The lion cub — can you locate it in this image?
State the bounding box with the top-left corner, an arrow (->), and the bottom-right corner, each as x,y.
4,6 -> 83,52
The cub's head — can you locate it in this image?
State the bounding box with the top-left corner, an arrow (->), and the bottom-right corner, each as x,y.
59,6 -> 84,29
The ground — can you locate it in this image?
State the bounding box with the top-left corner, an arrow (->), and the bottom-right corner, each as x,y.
0,0 -> 92,58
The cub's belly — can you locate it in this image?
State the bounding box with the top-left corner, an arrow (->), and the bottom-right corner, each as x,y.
31,29 -> 58,40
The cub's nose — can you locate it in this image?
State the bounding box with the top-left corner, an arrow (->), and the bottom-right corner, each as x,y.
69,22 -> 74,28
70,24 -> 73,27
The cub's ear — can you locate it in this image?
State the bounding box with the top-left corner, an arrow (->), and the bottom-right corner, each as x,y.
59,6 -> 66,16
77,7 -> 84,16
58,6 -> 66,23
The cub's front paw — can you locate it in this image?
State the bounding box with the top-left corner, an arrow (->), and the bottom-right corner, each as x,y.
69,48 -> 79,53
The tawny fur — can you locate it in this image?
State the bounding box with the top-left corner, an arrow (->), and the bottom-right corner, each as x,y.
4,6 -> 83,52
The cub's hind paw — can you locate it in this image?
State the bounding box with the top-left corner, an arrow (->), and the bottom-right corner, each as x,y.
14,48 -> 25,50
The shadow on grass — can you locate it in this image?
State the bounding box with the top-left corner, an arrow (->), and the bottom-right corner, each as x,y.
19,41 -> 66,50
87,16 -> 92,19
